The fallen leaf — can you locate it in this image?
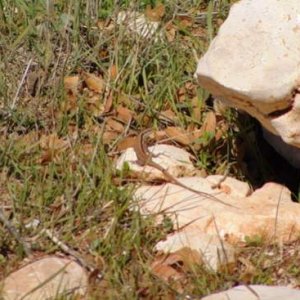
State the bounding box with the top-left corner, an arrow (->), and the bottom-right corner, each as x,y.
106,118 -> 124,133
192,111 -> 217,148
201,111 -> 216,134
85,93 -> 105,116
16,131 -> 39,150
159,109 -> 177,123
109,64 -> 118,80
165,21 -> 176,42
191,96 -> 202,121
82,72 -> 104,94
151,254 -> 186,288
40,133 -> 67,151
103,91 -> 113,113
116,106 -> 133,124
64,75 -> 80,100
176,16 -> 193,28
238,257 -> 256,283
176,87 -> 186,102
145,3 -> 165,22
102,131 -> 119,144
116,136 -> 136,151
165,127 -> 191,146
39,133 -> 68,164
215,121 -> 229,141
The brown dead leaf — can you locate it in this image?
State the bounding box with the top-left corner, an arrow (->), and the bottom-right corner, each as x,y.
191,26 -> 207,38
63,76 -> 80,112
145,3 -> 165,22
165,127 -> 191,146
102,131 -> 119,144
176,87 -> 186,102
103,91 -> 113,114
176,16 -> 193,28
67,123 -> 78,140
165,21 -> 176,42
215,121 -> 229,141
116,136 -> 136,151
193,111 -> 217,141
39,133 -> 68,164
191,112 -> 217,150
191,97 -> 202,121
159,109 -> 177,123
152,130 -> 167,142
202,111 -> 217,134
64,75 -> 80,99
99,49 -> 109,59
40,133 -> 68,151
109,64 -> 118,80
238,257 -> 256,283
116,106 -> 133,124
97,19 -> 114,31
106,118 -> 124,133
82,72 -> 104,94
151,254 -> 185,283
16,131 -> 39,149
79,143 -> 94,157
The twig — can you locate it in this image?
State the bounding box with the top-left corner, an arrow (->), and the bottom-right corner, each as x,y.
42,228 -> 103,280
11,58 -> 33,110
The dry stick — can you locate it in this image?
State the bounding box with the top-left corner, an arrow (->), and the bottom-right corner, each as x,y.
0,208 -> 31,256
11,58 -> 33,110
42,228 -> 103,280
274,186 -> 284,242
134,129 -> 238,208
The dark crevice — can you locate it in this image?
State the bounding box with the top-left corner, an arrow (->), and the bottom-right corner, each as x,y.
267,104 -> 293,118
237,114 -> 300,200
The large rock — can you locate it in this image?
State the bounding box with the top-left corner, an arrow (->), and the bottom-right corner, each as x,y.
135,178 -> 300,245
202,285 -> 300,300
134,177 -> 300,269
195,0 -> 300,151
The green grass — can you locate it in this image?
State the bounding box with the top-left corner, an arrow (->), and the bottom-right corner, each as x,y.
1,0 -> 300,299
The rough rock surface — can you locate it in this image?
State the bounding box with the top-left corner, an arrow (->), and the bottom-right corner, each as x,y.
202,285 -> 300,300
195,0 -> 300,150
155,229 -> 236,271
135,177 -> 300,268
116,144 -> 197,181
2,256 -> 88,300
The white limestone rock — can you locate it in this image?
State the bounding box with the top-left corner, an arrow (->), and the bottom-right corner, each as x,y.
195,0 -> 300,149
115,144 -> 197,181
202,285 -> 300,300
155,229 -> 236,272
135,179 -> 300,245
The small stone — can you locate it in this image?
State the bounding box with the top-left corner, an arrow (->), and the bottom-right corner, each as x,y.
115,144 -> 196,181
2,256 -> 88,300
155,229 -> 236,271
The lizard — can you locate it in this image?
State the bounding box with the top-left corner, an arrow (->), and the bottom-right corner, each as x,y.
134,129 -> 238,208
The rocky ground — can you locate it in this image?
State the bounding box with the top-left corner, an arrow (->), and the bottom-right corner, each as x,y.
1,1 -> 300,299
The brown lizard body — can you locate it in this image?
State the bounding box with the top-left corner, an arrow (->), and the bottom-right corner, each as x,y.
134,129 -> 237,208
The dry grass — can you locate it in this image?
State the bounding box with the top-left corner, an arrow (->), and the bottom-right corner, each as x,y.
1,0 -> 300,299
